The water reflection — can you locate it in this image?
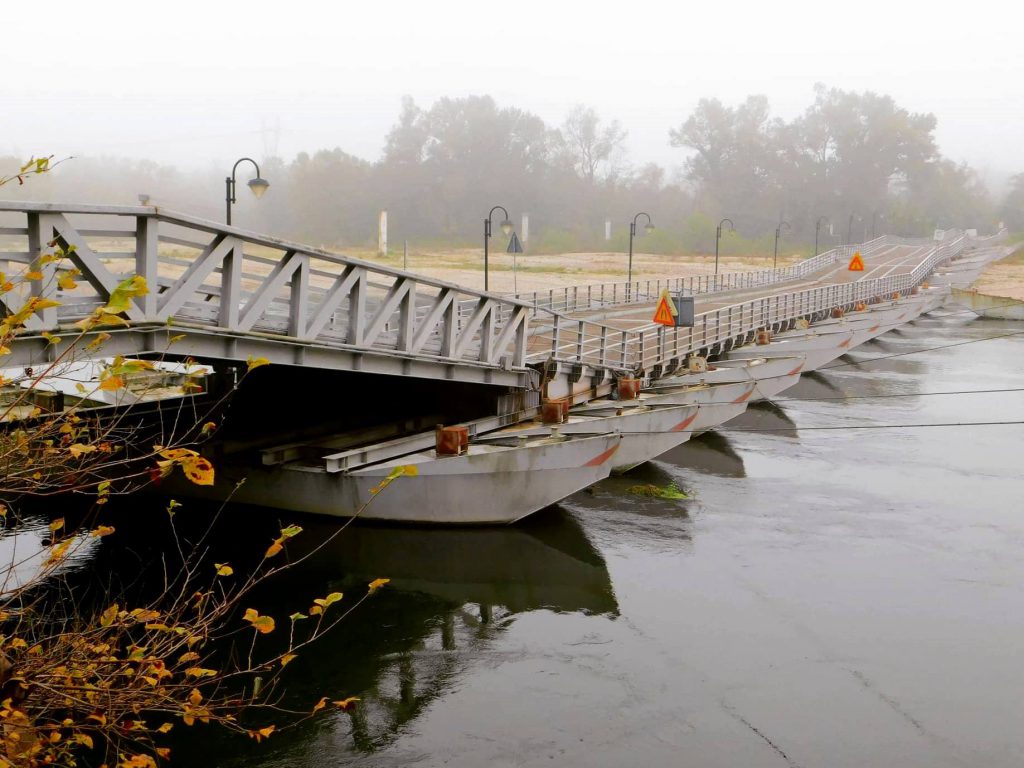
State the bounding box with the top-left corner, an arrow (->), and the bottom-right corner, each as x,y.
726,401 -> 799,438
658,431 -> 746,478
67,501 -> 616,764
789,371 -> 845,397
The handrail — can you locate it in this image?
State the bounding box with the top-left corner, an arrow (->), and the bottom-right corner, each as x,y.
0,202 -> 533,372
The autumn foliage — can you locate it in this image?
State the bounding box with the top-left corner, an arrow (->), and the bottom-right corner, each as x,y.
0,162 -> 390,767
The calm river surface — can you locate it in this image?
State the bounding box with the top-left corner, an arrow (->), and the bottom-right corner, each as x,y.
61,310 -> 1024,767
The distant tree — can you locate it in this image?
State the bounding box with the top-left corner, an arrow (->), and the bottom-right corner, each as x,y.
668,95 -> 781,225
999,173 -> 1024,231
790,84 -> 939,217
555,105 -> 628,185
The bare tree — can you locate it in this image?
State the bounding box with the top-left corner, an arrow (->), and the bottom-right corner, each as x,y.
556,105 -> 628,185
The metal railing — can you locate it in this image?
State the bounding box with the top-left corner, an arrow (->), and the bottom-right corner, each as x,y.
510,237 -> 890,316
0,202 -> 533,373
0,201 -> 973,385
525,234 -> 966,374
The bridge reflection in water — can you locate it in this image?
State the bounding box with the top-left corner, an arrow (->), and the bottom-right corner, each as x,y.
77,501 -> 616,763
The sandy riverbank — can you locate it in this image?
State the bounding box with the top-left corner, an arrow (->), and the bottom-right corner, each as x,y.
974,258 -> 1024,301
342,248 -> 805,294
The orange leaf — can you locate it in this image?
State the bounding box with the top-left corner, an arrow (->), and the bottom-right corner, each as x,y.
99,375 -> 125,391
264,540 -> 283,558
243,608 -> 275,635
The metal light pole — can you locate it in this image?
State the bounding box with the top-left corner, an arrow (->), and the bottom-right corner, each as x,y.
814,216 -> 829,257
773,221 -> 791,269
627,212 -> 654,300
714,218 -> 734,275
847,213 -> 854,243
225,157 -> 269,226
484,205 -> 513,292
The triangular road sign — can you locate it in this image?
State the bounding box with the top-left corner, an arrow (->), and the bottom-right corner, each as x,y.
506,231 -> 523,254
653,290 -> 677,326
848,252 -> 864,271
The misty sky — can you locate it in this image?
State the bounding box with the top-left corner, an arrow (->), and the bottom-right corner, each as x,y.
4,0 -> 1021,187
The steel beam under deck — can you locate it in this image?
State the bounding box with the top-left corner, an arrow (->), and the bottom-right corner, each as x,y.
4,324 -> 538,389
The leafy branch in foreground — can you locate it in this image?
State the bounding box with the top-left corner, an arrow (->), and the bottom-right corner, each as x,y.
0,158 -> 404,767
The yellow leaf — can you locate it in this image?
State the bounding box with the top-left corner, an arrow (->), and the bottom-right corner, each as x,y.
49,518 -> 65,533
102,275 -> 148,315
200,421 -> 217,436
178,652 -> 200,664
24,271 -> 43,281
184,667 -> 217,678
157,448 -> 215,486
188,688 -> 203,706
246,356 -> 270,372
214,563 -> 233,577
243,608 -> 275,635
68,443 -> 98,458
280,653 -> 297,667
7,638 -> 27,650
91,525 -> 116,537
156,722 -> 174,734
312,697 -> 328,713
333,697 -> 360,711
368,578 -> 390,594
100,604 -> 119,627
72,733 -> 94,749
312,592 -> 343,613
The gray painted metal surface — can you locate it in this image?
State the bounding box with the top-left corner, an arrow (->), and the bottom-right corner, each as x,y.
0,202 -> 994,392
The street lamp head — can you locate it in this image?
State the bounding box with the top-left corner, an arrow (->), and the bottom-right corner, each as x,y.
499,219 -> 513,237
644,222 -> 655,235
247,177 -> 270,198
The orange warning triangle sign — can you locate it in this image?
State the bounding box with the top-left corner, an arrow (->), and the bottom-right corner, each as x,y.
848,252 -> 864,271
653,291 -> 676,326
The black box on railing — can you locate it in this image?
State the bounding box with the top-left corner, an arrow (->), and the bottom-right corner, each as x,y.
675,294 -> 695,327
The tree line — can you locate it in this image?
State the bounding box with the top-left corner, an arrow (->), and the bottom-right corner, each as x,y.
4,86 -> 1019,254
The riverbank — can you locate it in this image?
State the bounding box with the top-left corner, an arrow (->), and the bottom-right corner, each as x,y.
974,247 -> 1024,300
340,248 -> 805,294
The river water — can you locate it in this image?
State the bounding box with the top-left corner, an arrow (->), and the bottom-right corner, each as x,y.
41,310 -> 1024,767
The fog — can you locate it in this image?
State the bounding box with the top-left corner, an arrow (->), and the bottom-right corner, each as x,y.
3,0 -> 1022,248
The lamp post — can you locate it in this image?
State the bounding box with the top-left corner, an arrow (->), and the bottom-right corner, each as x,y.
714,218 -> 734,275
484,205 -> 513,292
627,212 -> 654,300
225,157 -> 269,226
773,221 -> 791,269
814,216 -> 829,257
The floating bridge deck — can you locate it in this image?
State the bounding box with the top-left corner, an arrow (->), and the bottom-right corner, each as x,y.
0,202 -> 988,421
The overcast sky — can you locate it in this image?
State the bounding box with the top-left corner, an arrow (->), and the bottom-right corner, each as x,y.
3,0 -> 1021,187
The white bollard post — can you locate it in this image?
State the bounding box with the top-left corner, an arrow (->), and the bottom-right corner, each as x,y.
521,213 -> 529,244
378,210 -> 388,257
605,220 -> 612,241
